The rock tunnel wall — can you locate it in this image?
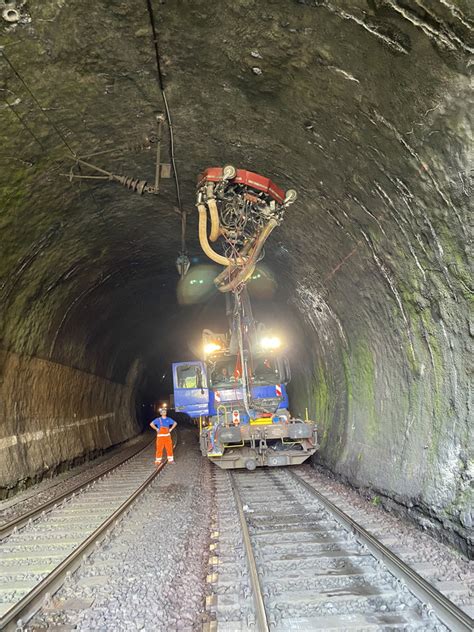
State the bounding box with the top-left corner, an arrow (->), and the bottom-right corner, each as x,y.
0,349 -> 140,494
286,251 -> 471,553
0,0 -> 472,552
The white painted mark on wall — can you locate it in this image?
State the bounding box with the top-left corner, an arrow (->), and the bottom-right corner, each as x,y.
0,413 -> 115,451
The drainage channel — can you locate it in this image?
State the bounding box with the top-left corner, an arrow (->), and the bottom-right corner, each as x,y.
0,443 -> 162,631
206,467 -> 472,631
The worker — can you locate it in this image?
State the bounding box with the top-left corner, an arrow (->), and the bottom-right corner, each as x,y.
150,408 -> 177,465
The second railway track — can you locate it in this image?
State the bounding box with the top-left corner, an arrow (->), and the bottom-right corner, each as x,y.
0,436 -> 153,539
0,441 -> 162,631
206,467 -> 473,632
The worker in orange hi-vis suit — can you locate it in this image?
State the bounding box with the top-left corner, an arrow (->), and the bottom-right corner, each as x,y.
150,408 -> 177,465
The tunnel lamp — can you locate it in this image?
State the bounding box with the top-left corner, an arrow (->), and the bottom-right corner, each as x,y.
260,336 -> 281,350
204,342 -> 222,355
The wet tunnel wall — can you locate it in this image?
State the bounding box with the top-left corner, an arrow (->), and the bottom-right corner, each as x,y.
0,1 -> 472,550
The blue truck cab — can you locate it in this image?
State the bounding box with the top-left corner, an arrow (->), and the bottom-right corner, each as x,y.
172,361 -> 209,418
173,353 -> 289,421
172,351 -> 317,469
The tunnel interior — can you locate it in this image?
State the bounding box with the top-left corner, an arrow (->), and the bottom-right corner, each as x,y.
0,1 -> 472,554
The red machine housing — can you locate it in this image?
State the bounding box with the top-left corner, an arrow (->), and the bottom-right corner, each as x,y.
197,167 -> 286,205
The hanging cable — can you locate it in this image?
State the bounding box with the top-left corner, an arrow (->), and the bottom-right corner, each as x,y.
144,0 -> 183,214
1,95 -> 45,150
1,50 -> 76,156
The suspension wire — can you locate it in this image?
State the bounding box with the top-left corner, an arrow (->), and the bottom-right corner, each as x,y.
1,50 -> 76,156
1,95 -> 45,150
180,208 -> 186,253
144,0 -> 184,221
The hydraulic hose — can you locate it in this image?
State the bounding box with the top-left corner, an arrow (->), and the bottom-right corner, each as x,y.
213,239 -> 255,288
215,218 -> 278,293
197,203 -> 245,267
206,183 -> 220,242
216,264 -> 257,294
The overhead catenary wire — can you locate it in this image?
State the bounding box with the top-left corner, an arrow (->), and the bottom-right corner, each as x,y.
1,49 -> 76,156
1,95 -> 45,150
3,11 -> 188,264
144,0 -> 183,218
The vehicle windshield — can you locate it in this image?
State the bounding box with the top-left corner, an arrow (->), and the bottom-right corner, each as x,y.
210,357 -> 242,388
176,364 -> 206,389
209,354 -> 281,388
251,354 -> 281,386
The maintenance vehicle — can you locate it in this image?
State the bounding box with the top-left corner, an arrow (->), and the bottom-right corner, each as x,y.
173,165 -> 318,469
172,293 -> 318,470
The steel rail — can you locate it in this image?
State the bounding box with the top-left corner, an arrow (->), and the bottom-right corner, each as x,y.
0,435 -> 154,540
0,462 -> 165,632
229,472 -> 270,632
290,470 -> 473,632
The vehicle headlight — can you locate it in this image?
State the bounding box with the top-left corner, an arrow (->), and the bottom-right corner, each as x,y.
204,342 -> 222,355
260,336 -> 281,350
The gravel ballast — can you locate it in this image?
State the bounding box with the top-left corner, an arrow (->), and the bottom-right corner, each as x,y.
29,425 -> 212,631
296,464 -> 474,618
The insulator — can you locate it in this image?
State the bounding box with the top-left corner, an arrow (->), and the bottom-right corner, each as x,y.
113,175 -> 148,195
176,254 -> 190,277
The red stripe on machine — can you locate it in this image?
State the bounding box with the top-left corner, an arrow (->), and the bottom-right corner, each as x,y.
275,384 -> 282,397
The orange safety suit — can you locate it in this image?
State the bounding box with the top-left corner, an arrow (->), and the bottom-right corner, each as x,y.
155,426 -> 174,463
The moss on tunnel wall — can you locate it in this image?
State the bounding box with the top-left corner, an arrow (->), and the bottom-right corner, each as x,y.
292,272 -> 472,554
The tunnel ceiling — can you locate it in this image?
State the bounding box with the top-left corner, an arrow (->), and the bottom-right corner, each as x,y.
1,0 -> 471,377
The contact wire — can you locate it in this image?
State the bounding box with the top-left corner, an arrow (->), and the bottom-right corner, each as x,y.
1,50 -> 76,156
144,0 -> 184,218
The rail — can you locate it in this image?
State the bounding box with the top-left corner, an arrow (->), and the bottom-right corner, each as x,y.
229,472 -> 269,632
290,470 -> 473,632
0,436 -> 154,540
0,461 -> 164,631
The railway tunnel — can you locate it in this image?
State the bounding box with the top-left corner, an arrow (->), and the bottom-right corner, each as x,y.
0,0 -> 472,575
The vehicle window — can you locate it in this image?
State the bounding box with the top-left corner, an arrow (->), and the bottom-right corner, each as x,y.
252,356 -> 280,385
210,357 -> 242,388
176,365 -> 206,389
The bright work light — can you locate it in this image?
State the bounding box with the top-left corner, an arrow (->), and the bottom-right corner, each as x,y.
260,336 -> 281,350
204,342 -> 222,355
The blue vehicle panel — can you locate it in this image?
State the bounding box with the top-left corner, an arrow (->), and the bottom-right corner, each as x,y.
172,361 -> 289,420
209,384 -> 289,416
172,361 -> 209,417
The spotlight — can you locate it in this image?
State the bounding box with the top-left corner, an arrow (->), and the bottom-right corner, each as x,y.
260,336 -> 281,350
204,342 -> 222,355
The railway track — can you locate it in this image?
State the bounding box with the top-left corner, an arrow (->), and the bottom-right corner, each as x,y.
0,441 -> 162,631
207,468 -> 473,631
0,436 -> 153,538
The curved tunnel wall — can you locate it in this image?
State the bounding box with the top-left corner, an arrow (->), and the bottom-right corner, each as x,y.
0,1 -> 472,550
